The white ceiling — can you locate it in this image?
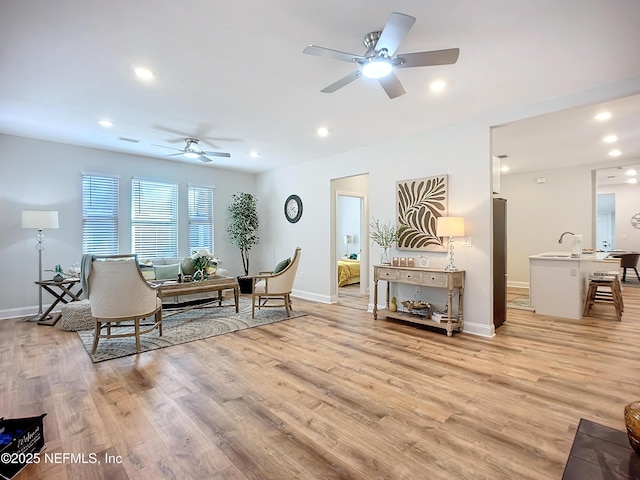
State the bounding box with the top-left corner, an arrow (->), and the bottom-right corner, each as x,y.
1,0 -> 639,174
492,92 -> 640,186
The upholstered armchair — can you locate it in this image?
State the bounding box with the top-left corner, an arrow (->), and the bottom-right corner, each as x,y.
87,254 -> 163,354
252,248 -> 301,318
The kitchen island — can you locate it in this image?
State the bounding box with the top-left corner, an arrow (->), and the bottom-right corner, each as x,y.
529,252 -> 620,319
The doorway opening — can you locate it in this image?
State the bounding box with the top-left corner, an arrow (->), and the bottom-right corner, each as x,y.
330,174 -> 369,306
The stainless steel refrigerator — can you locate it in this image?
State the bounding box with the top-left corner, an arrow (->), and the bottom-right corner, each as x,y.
493,198 -> 507,328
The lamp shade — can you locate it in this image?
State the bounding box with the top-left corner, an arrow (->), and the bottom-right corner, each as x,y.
436,216 -> 465,237
22,210 -> 59,229
343,235 -> 353,245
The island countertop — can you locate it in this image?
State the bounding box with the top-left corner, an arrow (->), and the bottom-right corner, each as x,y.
528,251 -> 613,261
529,252 -> 620,319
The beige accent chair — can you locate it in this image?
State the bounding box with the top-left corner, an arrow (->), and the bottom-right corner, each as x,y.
252,248 -> 301,318
88,254 -> 163,354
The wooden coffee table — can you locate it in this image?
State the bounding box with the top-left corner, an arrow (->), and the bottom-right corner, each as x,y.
157,275 -> 239,317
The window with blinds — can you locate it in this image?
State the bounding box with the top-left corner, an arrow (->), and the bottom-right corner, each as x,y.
188,185 -> 214,253
132,178 -> 178,258
82,174 -> 119,254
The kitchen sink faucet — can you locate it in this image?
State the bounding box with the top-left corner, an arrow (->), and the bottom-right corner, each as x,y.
558,231 -> 575,244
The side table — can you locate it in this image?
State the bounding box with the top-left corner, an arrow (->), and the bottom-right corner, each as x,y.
34,278 -> 83,326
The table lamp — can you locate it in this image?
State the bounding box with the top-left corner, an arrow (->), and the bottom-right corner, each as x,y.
436,216 -> 465,272
344,234 -> 353,256
22,210 -> 59,319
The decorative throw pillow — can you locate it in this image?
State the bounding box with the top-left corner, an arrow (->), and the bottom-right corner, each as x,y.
273,258 -> 291,274
154,263 -> 181,280
181,258 -> 196,276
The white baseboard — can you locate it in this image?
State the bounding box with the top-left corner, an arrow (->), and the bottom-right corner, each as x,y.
1,306 -> 34,320
291,289 -> 332,304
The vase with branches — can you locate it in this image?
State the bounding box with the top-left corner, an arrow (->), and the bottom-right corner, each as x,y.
370,217 -> 404,265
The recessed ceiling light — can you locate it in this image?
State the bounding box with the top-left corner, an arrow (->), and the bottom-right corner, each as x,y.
608,149 -> 622,157
500,165 -> 510,172
134,67 -> 155,79
429,80 -> 447,92
594,111 -> 612,121
626,178 -> 638,184
98,120 -> 114,127
603,134 -> 618,143
625,169 -> 637,176
249,150 -> 260,158
317,127 -> 329,137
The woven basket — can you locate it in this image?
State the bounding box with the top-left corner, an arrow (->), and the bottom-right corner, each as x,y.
59,299 -> 95,331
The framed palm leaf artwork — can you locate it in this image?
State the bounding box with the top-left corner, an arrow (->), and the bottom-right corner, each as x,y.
396,175 -> 448,251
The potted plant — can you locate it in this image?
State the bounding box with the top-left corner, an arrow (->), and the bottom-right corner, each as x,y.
226,192 -> 260,293
46,264 -> 65,282
370,217 -> 404,265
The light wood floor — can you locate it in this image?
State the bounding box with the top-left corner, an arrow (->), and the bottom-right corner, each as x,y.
2,287 -> 640,480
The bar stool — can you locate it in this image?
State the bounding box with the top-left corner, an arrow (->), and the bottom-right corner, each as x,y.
583,272 -> 623,321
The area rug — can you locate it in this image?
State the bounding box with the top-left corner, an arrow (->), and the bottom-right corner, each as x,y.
507,296 -> 535,311
77,297 -> 306,363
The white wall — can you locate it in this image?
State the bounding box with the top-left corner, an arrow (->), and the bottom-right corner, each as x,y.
499,164 -> 593,286
257,118 -> 494,336
0,134 -> 256,319
337,196 -> 361,259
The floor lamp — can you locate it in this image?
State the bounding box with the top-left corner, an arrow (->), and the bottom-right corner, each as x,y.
22,210 -> 59,320
436,216 -> 465,272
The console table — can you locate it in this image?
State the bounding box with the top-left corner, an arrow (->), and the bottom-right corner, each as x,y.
373,265 -> 465,336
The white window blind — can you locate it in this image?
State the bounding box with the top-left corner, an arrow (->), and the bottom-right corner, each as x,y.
132,178 -> 178,258
82,174 -> 119,254
188,185 -> 214,253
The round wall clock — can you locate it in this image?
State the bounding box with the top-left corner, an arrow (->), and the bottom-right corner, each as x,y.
632,213 -> 640,229
284,194 -> 303,223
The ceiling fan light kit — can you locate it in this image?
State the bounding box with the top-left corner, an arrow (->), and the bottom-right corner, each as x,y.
361,58 -> 393,79
152,138 -> 231,163
303,11 -> 459,99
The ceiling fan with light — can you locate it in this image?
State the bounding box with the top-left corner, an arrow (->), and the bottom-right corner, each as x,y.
152,138 -> 231,163
303,11 -> 459,99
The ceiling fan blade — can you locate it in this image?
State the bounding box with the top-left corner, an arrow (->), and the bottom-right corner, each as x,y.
320,70 -> 362,93
375,12 -> 416,56
202,151 -> 231,158
396,48 -> 460,68
303,45 -> 365,63
378,72 -> 406,99
152,144 -> 183,152
199,156 -> 213,163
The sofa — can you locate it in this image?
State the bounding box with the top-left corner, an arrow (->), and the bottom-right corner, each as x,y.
139,257 -> 230,306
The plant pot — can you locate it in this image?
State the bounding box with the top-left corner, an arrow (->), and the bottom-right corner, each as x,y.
237,276 -> 253,294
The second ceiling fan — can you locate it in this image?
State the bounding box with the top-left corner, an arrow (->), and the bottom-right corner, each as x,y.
153,138 -> 231,163
303,12 -> 459,99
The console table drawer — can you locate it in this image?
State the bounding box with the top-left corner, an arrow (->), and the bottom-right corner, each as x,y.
421,272 -> 448,287
377,268 -> 398,281
398,270 -> 421,284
